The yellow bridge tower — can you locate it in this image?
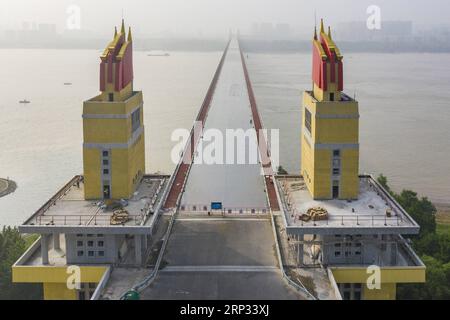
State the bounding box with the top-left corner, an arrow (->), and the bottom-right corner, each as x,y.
83,20 -> 145,200
301,20 -> 359,200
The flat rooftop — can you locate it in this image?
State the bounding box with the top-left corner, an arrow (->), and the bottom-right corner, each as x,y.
276,175 -> 420,235
21,175 -> 168,232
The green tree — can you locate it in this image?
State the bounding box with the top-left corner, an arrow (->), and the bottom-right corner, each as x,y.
378,174 -> 437,236
377,175 -> 450,300
398,256 -> 450,300
414,233 -> 450,263
395,190 -> 437,236
0,227 -> 42,300
377,174 -> 392,195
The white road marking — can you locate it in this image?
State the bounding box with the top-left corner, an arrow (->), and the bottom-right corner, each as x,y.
175,218 -> 270,222
160,265 -> 280,273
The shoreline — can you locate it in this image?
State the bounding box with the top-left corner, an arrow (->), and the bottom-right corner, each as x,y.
436,203 -> 450,225
435,203 -> 450,212
0,178 -> 17,198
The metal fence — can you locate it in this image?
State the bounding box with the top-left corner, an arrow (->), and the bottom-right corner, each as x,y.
279,176 -> 411,228
179,204 -> 269,215
34,214 -> 145,226
289,211 -> 404,227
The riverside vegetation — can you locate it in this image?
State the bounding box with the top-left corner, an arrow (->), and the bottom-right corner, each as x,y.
0,227 -> 42,300
377,175 -> 450,300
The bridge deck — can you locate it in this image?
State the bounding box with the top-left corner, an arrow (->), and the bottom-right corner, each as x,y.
140,219 -> 303,300
180,39 -> 268,209
137,40 -> 301,300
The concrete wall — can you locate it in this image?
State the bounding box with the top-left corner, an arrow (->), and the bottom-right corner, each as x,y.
43,283 -> 77,300
321,235 -> 401,266
13,264 -> 108,300
66,234 -> 118,264
330,266 -> 424,300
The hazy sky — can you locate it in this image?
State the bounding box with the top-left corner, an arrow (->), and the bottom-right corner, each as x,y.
1,0 -> 449,37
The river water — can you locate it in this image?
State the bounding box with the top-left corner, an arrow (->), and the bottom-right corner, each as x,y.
0,48 -> 449,226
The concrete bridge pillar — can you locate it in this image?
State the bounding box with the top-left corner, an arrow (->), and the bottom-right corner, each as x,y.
135,235 -> 142,266
41,234 -> 50,265
297,235 -> 305,266
142,235 -> 148,253
53,233 -> 60,250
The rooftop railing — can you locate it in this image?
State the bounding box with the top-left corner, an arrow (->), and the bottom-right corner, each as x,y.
277,175 -> 416,228
289,211 -> 404,227
24,175 -> 83,225
33,214 -> 145,226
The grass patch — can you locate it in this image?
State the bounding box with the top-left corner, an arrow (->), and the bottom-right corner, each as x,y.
436,205 -> 450,236
437,223 -> 450,236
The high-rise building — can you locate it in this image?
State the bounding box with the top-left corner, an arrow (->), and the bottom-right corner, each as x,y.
301,20 -> 359,200
83,20 -> 145,200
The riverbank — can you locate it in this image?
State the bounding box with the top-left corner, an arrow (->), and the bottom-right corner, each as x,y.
436,203 -> 450,235
0,178 -> 17,198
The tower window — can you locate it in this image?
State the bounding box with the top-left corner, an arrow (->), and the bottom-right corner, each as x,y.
333,150 -> 341,157
103,159 -> 109,166
333,168 -> 340,175
103,169 -> 109,175
305,109 -> 312,133
330,93 -> 335,101
108,93 -> 114,102
333,180 -> 340,199
103,185 -> 111,199
102,151 -> 109,157
131,109 -> 141,133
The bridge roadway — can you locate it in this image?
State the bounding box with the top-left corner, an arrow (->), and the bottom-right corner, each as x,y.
140,218 -> 302,299
139,39 -> 303,300
180,39 -> 267,209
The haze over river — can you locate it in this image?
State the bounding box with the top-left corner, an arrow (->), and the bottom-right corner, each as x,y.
0,48 -> 449,225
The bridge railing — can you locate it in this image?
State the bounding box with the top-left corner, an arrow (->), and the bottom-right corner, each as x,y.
163,39 -> 231,209
179,204 -> 269,215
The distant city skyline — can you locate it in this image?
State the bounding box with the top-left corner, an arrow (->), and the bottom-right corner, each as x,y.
1,0 -> 450,38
